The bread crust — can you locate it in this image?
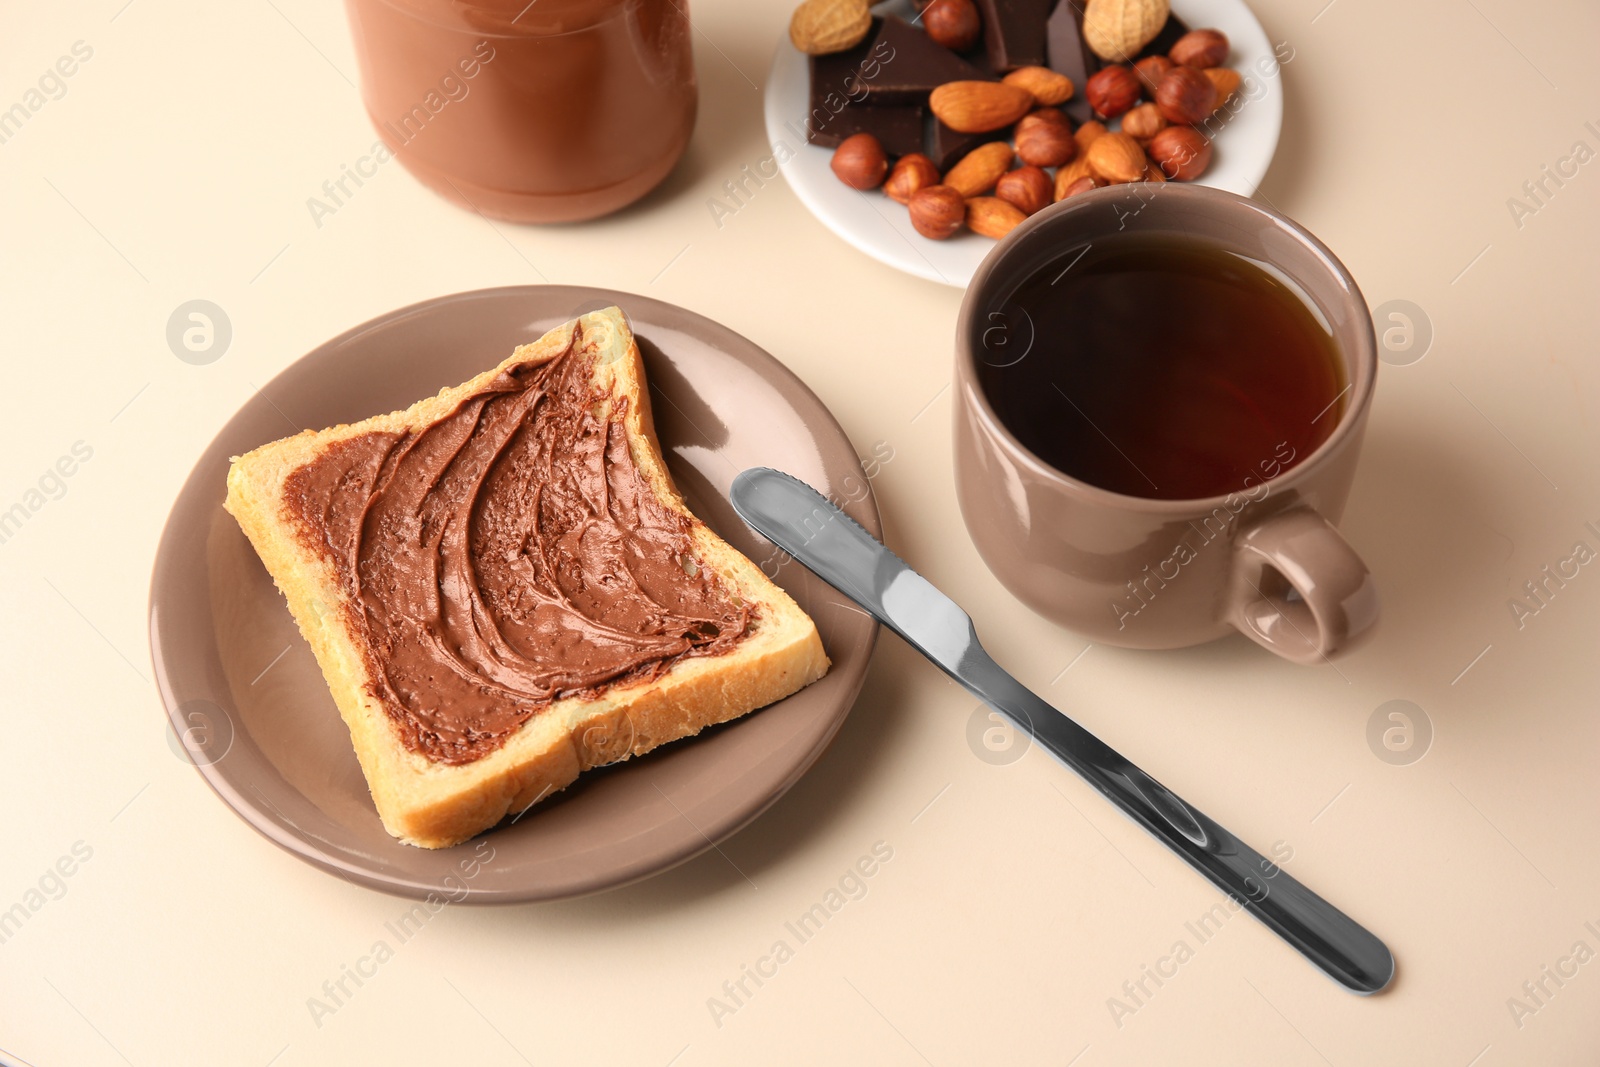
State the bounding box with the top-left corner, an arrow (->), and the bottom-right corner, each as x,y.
224,308 -> 828,848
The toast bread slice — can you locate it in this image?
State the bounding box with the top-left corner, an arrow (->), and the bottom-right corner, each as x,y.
224,307 -> 828,848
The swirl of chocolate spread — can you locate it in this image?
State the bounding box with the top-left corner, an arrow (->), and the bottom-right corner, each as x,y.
283,330 -> 749,765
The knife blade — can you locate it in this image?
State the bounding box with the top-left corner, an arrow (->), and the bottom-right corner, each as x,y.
730,467 -> 1394,995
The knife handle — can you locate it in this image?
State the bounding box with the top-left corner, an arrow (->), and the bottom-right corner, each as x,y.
967,655 -> 1395,995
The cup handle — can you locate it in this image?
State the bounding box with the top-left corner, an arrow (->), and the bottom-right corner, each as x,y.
1227,508 -> 1379,664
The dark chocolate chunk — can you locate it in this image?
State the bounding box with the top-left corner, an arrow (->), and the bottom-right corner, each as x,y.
976,0 -> 1051,71
808,101 -> 927,157
858,15 -> 987,104
1136,13 -> 1191,61
1045,0 -> 1098,124
804,25 -> 931,156
929,117 -> 1007,170
808,22 -> 880,121
962,39 -> 999,78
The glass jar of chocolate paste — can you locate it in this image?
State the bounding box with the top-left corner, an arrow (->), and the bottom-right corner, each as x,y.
344,0 -> 697,222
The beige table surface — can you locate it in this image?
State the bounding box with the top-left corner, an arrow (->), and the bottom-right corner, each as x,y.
3,0 -> 1599,1063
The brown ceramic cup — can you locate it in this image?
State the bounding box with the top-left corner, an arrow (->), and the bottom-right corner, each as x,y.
954,184 -> 1378,664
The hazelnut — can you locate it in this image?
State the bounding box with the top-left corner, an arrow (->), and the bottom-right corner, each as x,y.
923,0 -> 981,52
1169,28 -> 1229,69
1147,126 -> 1212,180
884,153 -> 941,204
1155,66 -> 1217,126
1133,55 -> 1174,98
908,184 -> 966,239
1020,106 -> 1072,136
1022,105 -> 1072,128
830,133 -> 888,189
995,165 -> 1053,215
1058,175 -> 1104,199
1085,66 -> 1140,119
1015,112 -> 1077,167
1121,102 -> 1167,141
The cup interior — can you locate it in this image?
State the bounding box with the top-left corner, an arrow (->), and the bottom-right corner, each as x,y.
957,184 -> 1376,507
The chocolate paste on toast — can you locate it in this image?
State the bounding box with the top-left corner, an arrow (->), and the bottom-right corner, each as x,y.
283,330 -> 749,765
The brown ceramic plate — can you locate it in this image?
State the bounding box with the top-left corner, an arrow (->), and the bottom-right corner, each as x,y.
149,286 -> 880,903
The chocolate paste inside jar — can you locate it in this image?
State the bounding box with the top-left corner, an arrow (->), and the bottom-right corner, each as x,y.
283,330 -> 750,765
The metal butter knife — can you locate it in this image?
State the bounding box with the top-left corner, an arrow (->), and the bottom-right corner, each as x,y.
730,467 -> 1394,995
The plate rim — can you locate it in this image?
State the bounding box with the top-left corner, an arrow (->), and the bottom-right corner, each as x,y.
147,284 -> 882,903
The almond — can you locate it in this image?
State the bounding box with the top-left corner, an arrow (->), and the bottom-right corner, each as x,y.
1204,67 -> 1242,108
1085,131 -> 1146,184
1053,156 -> 1096,199
1002,66 -> 1075,107
789,0 -> 872,55
930,81 -> 1035,133
1081,0 -> 1170,62
1058,175 -> 1104,199
966,197 -> 1027,239
1074,119 -> 1108,151
943,141 -> 1015,197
